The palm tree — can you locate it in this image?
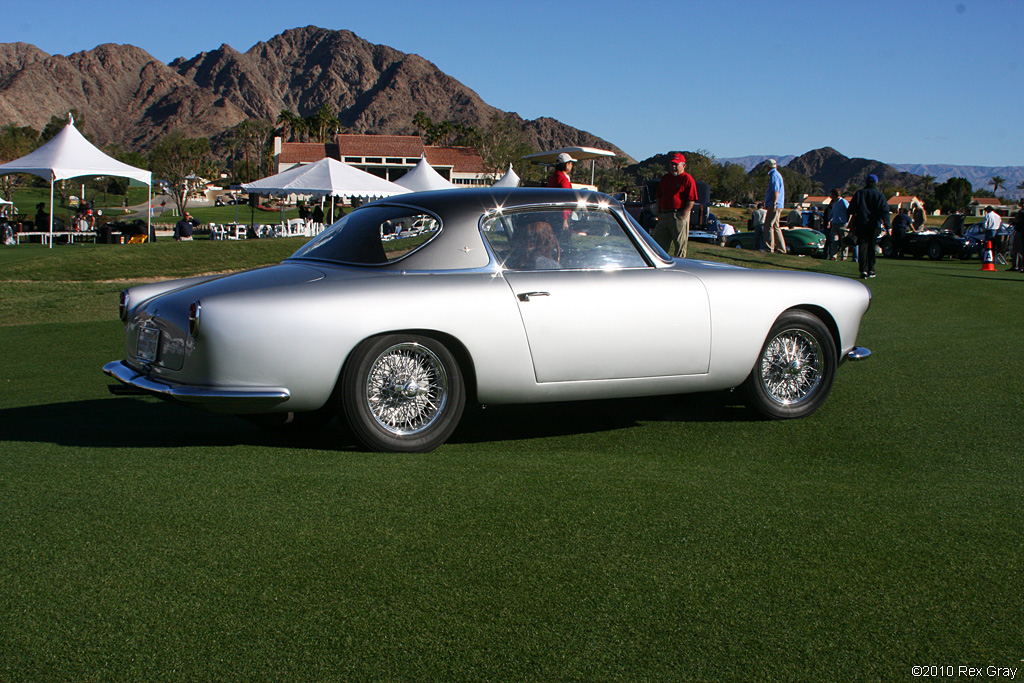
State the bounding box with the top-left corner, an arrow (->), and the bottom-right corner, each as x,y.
306,104 -> 342,144
989,175 -> 1006,198
276,110 -> 300,142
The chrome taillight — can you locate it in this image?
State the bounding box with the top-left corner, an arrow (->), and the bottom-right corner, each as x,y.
188,300 -> 202,338
118,290 -> 129,323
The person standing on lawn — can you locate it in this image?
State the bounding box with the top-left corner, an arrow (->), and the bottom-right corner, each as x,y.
890,207 -> 913,257
849,174 -> 890,278
749,202 -> 767,251
1009,200 -> 1024,272
982,205 -> 1003,259
826,189 -> 849,261
653,152 -> 698,258
764,159 -> 787,253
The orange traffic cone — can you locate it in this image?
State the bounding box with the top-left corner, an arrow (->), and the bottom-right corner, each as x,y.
982,240 -> 996,271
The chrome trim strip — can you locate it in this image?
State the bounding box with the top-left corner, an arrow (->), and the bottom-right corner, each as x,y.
103,360 -> 290,405
846,347 -> 871,361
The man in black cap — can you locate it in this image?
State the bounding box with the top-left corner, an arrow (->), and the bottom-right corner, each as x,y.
848,174 -> 890,278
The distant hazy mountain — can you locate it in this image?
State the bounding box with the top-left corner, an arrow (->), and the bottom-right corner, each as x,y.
716,155 -> 795,172
890,163 -> 1024,199
721,153 -> 1023,199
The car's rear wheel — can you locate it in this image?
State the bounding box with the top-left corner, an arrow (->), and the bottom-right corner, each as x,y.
341,334 -> 465,452
728,239 -> 743,249
880,237 -> 893,257
742,310 -> 836,419
927,240 -> 943,260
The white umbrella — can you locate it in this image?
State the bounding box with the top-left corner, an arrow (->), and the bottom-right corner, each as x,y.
243,158 -> 409,227
243,157 -> 408,199
393,155 -> 455,192
522,146 -> 617,186
491,164 -> 521,188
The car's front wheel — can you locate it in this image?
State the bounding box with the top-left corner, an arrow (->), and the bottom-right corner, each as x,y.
341,334 -> 465,452
742,310 -> 836,419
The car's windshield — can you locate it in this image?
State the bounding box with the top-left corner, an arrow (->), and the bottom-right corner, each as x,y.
289,206 -> 440,265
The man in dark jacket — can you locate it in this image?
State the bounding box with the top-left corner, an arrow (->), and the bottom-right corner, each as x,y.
890,207 -> 913,257
849,174 -> 890,278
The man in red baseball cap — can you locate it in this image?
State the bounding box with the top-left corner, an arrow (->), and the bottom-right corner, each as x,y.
653,152 -> 698,258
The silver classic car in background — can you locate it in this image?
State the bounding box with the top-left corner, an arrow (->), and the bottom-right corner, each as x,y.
104,188 -> 872,452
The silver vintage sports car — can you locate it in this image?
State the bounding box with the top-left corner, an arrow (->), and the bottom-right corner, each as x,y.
104,188 -> 871,452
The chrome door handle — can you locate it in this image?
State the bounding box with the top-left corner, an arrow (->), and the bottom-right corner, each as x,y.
517,291 -> 550,302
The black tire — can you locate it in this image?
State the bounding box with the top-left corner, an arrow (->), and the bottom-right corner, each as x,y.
880,237 -> 893,257
742,310 -> 837,419
728,239 -> 743,249
927,240 -> 943,260
341,334 -> 465,452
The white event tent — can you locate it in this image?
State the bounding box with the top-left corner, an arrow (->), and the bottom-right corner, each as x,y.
392,155 -> 455,192
491,164 -> 521,188
242,157 -> 409,225
0,116 -> 152,248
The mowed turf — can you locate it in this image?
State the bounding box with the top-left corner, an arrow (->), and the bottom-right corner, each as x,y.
1,241 -> 1021,682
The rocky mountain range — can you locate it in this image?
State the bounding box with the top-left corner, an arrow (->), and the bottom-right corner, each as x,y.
784,147 -> 925,193
0,26 -> 629,161
3,26 -> 1018,198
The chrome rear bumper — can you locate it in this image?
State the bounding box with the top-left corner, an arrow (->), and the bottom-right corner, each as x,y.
103,360 -> 290,408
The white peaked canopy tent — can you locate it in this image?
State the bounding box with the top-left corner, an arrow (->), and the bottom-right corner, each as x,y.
392,155 -> 455,192
491,164 -> 521,188
0,116 -> 152,248
242,157 -> 409,224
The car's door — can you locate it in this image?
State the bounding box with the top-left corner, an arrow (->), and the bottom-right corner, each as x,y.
483,207 -> 711,383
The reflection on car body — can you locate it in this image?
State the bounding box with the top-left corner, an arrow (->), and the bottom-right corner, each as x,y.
104,188 -> 872,452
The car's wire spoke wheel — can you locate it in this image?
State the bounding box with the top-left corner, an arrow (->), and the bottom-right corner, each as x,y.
342,334 -> 465,452
757,329 -> 823,406
366,343 -> 448,435
743,310 -> 836,419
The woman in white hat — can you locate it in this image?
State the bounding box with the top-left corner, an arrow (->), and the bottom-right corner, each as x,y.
546,152 -> 576,189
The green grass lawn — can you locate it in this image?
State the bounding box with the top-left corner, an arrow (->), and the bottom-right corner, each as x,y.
1,240 -> 1021,682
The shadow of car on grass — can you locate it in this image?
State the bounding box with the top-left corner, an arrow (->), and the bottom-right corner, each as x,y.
0,391 -> 756,452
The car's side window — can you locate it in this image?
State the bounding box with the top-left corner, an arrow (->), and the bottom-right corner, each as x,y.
482,208 -> 648,271
290,207 -> 440,265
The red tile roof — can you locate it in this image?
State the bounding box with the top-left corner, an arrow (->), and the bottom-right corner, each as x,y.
334,134 -> 426,158
280,135 -> 485,175
278,143 -> 331,164
425,146 -> 487,173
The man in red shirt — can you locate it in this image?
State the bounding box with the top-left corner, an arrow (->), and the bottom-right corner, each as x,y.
653,152 -> 698,258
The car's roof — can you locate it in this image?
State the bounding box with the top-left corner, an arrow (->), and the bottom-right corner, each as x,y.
299,187 -> 631,272
366,186 -> 619,216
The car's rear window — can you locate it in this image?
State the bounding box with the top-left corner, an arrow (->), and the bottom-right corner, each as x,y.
289,206 -> 440,265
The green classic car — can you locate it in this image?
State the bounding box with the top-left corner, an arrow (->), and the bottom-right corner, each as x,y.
726,228 -> 827,256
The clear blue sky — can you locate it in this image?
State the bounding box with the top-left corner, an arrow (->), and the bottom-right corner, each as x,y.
4,0 -> 1021,167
